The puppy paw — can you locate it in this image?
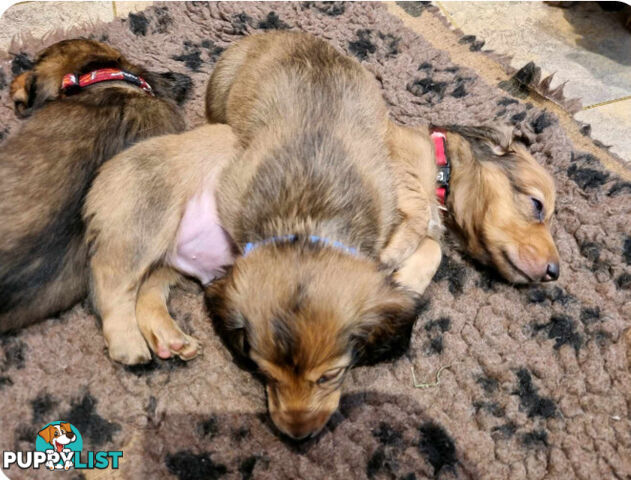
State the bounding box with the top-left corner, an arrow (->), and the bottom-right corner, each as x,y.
138,315 -> 202,362
105,327 -> 152,365
393,237 -> 442,295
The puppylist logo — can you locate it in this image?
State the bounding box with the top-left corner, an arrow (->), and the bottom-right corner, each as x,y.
2,421 -> 122,471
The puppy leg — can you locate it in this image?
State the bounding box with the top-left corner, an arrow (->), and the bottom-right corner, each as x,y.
91,257 -> 151,365
136,267 -> 201,361
379,186 -> 431,271
380,122 -> 434,270
394,237 -> 442,296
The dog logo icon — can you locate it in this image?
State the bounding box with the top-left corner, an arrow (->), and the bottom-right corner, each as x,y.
36,422 -> 82,470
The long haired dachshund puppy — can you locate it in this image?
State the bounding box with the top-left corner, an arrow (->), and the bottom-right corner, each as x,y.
0,39 -> 185,333
389,124 -> 560,295
84,32 -> 426,436
203,31 -> 429,440
84,124 -> 238,364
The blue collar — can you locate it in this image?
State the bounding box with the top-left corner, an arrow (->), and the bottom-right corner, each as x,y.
243,234 -> 359,257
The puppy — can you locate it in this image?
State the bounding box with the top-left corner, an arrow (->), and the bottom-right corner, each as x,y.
38,423 -> 76,470
84,124 -> 239,365
0,39 -> 186,333
388,124 -> 560,295
85,31 -> 426,388
204,31 -> 427,440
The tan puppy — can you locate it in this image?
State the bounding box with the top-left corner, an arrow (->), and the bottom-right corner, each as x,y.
0,39 -> 185,333
84,124 -> 239,365
387,124 -> 560,294
86,32 -> 427,439
204,31 -> 431,440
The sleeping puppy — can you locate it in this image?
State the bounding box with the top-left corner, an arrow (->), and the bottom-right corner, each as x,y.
84,124 -> 239,365
85,32 -> 426,433
0,39 -> 186,333
389,124 -> 560,295
204,31 -> 428,440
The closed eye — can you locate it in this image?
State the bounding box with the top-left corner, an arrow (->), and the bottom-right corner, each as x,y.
317,367 -> 345,386
531,197 -> 544,222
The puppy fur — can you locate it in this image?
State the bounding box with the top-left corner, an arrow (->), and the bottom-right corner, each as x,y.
442,125 -> 559,283
84,124 -> 239,365
0,39 -> 185,332
204,31 -> 428,440
389,123 -> 560,293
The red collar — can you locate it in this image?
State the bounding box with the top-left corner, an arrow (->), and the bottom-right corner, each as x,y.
61,68 -> 154,96
430,128 -> 450,206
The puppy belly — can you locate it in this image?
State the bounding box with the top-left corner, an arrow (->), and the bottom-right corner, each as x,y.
170,190 -> 234,285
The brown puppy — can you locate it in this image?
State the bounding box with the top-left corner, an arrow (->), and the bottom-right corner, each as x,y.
0,39 -> 186,333
389,124 -> 560,294
84,124 -> 239,365
204,31 -> 426,440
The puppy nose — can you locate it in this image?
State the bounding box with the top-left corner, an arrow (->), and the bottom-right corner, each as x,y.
544,262 -> 559,281
283,423 -> 313,440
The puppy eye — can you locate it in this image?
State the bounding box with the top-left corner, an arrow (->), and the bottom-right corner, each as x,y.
531,197 -> 544,221
317,367 -> 345,385
54,431 -> 59,437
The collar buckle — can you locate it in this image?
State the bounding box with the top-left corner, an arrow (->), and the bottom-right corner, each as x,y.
430,127 -> 450,207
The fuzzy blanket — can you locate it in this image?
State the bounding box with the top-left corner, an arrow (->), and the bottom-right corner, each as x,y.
0,2 -> 630,479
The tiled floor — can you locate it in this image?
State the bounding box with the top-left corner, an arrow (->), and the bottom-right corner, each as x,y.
436,1 -> 631,162
0,1 -> 629,163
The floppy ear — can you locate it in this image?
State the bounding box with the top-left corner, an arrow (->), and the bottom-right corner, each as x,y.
10,72 -> 36,118
141,71 -> 193,105
60,423 -> 72,433
205,273 -> 254,368
10,69 -> 61,118
351,281 -> 424,366
38,425 -> 55,444
446,124 -> 515,156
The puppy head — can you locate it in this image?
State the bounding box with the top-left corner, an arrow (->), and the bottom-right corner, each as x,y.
206,242 -> 420,440
38,423 -> 75,445
10,39 -> 137,117
446,125 -> 559,283
9,38 -> 189,117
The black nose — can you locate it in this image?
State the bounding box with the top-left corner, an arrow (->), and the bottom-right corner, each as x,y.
544,262 -> 559,281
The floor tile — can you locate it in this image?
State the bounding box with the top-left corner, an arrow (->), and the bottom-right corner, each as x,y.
0,2 -> 115,52
436,1 -> 631,161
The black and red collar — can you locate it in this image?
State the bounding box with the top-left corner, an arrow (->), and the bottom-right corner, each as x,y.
430,127 -> 450,206
61,68 -> 154,96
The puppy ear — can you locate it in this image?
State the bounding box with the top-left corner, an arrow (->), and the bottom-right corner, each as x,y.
205,274 -> 254,367
351,281 -> 424,366
10,69 -> 61,118
60,423 -> 72,433
10,72 -> 36,118
141,71 -> 193,105
446,124 -> 515,156
38,425 -> 54,444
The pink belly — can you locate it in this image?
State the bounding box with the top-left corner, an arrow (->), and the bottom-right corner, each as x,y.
169,189 -> 234,285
